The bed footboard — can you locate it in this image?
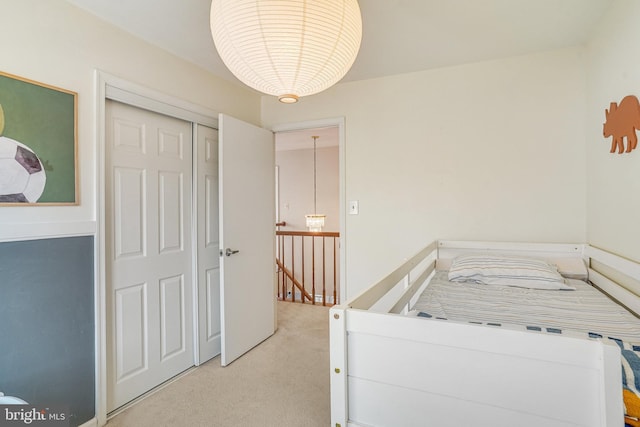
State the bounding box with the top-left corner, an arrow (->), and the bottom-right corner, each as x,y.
330,307 -> 622,427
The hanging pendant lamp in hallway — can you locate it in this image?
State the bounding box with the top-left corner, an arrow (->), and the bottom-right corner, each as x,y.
305,136 -> 325,232
210,0 -> 362,104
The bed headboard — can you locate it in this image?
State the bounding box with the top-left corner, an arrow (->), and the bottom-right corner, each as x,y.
436,240 -> 587,273
437,240 -> 585,260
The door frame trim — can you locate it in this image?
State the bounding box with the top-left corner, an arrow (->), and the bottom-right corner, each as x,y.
271,117 -> 347,304
94,70 -> 219,425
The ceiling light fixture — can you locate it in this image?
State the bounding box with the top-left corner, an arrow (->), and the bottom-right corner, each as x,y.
305,136 -> 325,232
210,0 -> 362,104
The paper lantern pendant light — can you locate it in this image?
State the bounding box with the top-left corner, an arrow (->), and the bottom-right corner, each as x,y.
210,0 -> 362,103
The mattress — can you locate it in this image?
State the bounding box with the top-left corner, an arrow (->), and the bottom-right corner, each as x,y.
412,270 -> 640,342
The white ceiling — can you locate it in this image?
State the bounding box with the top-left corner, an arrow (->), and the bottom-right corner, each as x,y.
275,127 -> 339,151
65,0 -> 613,86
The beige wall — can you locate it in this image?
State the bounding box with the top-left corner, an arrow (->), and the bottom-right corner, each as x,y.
586,0 -> 640,262
0,0 -> 260,240
276,146 -> 340,232
263,48 -> 588,298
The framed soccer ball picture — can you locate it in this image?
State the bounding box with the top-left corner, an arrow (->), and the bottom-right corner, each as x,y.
0,71 -> 77,205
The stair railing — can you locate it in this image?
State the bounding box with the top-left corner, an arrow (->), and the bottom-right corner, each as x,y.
276,230 -> 340,306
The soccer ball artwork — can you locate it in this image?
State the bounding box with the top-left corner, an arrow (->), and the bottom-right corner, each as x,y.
0,136 -> 46,203
0,103 -> 47,203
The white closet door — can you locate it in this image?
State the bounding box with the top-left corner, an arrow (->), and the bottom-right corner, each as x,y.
219,114 -> 276,366
196,124 -> 221,363
106,100 -> 194,411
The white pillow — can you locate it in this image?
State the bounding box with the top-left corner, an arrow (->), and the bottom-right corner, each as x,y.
550,257 -> 588,281
448,254 -> 575,290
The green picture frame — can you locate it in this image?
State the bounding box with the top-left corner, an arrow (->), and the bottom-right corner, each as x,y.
0,71 -> 77,205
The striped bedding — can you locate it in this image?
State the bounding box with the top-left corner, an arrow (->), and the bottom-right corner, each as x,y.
413,270 -> 640,426
413,271 -> 640,341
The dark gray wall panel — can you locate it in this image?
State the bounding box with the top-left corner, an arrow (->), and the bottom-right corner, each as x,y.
0,236 -> 94,426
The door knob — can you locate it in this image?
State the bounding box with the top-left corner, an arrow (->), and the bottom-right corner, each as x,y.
225,248 -> 240,257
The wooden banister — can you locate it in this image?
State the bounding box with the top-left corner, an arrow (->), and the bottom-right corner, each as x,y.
276,231 -> 339,237
276,230 -> 340,306
276,258 -> 313,301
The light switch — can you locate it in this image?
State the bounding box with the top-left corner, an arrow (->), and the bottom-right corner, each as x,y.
349,200 -> 359,215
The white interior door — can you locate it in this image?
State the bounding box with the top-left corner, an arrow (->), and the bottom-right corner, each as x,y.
106,100 -> 194,411
196,124 -> 221,364
219,114 -> 276,366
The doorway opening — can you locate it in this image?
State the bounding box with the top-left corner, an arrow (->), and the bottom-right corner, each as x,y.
275,126 -> 341,305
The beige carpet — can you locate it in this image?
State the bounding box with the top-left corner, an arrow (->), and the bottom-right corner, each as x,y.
107,301 -> 331,427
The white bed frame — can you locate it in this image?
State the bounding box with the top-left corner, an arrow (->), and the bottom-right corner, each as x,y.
330,240 -> 640,427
